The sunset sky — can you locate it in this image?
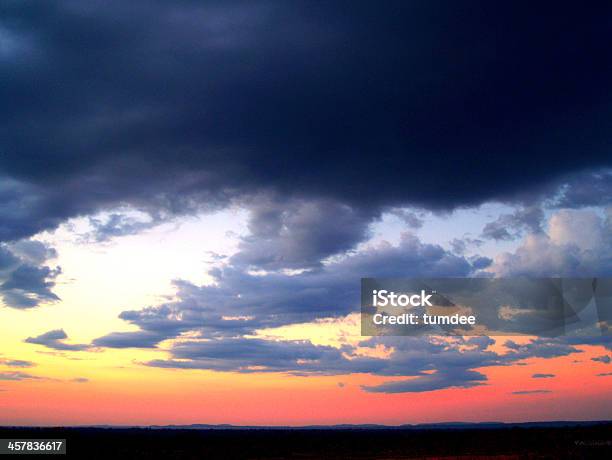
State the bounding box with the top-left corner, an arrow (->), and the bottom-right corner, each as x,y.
1,1 -> 611,426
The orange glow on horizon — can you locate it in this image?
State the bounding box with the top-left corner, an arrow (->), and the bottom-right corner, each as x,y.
1,343 -> 610,427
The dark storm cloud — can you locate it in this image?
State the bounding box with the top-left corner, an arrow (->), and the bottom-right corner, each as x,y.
552,170 -> 612,209
1,1 -> 612,242
25,329 -> 90,351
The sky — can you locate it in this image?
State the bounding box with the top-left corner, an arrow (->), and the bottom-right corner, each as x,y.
0,1 -> 611,426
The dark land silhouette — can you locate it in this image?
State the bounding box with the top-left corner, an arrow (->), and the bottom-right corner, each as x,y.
0,421 -> 610,459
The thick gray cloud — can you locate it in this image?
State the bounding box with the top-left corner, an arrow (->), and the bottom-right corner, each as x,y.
82,212 -> 162,243
148,335 -> 481,382
470,256 -> 492,270
449,238 -> 482,255
145,334 -> 582,393
93,233 -> 474,348
88,222 -> 611,392
148,338 -> 380,375
25,329 -> 90,351
482,206 -> 544,241
491,209 -> 612,277
231,197 -> 377,270
1,265 -> 61,308
0,240 -> 60,309
8,240 -> 57,265
390,209 -> 424,230
565,334 -> 612,353
92,331 -> 168,349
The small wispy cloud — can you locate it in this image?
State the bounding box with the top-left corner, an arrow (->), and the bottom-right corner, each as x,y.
0,358 -> 35,368
0,372 -> 42,381
511,390 -> 552,395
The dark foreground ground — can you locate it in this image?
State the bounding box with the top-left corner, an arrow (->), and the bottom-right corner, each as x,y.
0,423 -> 610,459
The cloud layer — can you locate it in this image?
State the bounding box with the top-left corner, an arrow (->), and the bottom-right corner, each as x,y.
4,2 -> 612,398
